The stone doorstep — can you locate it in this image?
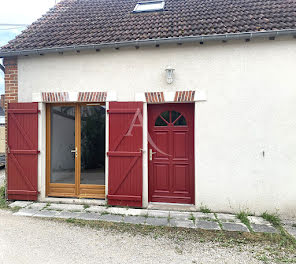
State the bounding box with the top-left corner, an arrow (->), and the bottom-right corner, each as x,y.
193,212 -> 216,220
34,210 -> 60,218
10,201 -> 287,235
283,225 -> 296,239
251,224 -> 279,234
145,217 -> 169,226
13,208 -> 40,217
248,216 -> 271,226
222,222 -> 249,232
47,203 -> 85,211
123,216 -> 147,225
9,201 -> 33,208
196,220 -> 221,231
27,202 -> 47,210
216,213 -> 241,223
147,210 -> 170,218
170,219 -> 195,228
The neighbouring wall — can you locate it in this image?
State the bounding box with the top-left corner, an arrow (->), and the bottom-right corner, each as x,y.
0,126 -> 5,153
18,37 -> 296,216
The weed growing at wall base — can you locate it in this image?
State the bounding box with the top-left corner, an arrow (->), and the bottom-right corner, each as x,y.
236,211 -> 252,232
0,186 -> 8,209
261,212 -> 281,227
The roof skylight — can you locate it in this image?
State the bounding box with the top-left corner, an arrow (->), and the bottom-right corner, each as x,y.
133,0 -> 165,13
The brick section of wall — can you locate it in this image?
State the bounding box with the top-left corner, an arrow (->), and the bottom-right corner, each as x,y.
78,92 -> 107,102
3,57 -> 18,190
145,92 -> 164,103
4,57 -> 18,105
42,92 -> 69,102
174,91 -> 195,102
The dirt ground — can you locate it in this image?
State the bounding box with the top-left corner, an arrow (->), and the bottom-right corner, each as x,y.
0,209 -> 267,264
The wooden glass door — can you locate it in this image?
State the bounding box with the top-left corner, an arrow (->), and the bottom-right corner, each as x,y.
46,104 -> 105,199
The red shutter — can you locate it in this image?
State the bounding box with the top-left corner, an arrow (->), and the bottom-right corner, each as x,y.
7,103 -> 39,201
107,102 -> 143,207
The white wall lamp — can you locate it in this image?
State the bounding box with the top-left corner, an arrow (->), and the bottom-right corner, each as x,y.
165,66 -> 175,84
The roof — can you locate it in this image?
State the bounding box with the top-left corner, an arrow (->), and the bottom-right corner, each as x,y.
1,0 -> 296,56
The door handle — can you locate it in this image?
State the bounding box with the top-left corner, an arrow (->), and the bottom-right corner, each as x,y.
149,149 -> 156,161
71,147 -> 78,158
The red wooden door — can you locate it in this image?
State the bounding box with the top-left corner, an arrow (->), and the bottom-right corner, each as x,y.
7,103 -> 39,201
107,102 -> 143,207
148,103 -> 194,204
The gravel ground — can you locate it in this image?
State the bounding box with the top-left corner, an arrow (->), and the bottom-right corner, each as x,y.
0,210 -> 263,264
0,169 -> 4,187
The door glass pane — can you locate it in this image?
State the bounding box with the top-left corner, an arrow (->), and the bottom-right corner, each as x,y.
50,106 -> 75,184
171,111 -> 181,123
160,111 -> 170,122
80,105 -> 106,185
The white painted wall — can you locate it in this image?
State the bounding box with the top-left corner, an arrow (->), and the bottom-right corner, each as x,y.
18,36 -> 296,216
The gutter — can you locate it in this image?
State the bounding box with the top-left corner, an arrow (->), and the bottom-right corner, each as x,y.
0,29 -> 296,57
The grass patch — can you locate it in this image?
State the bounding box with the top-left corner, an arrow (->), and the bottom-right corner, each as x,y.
101,211 -> 110,215
0,186 -> 8,209
214,213 -> 223,230
200,205 -> 211,214
236,211 -> 253,232
292,224 -> 296,228
10,206 -> 21,213
83,204 -> 90,209
261,212 -> 296,247
261,212 -> 281,227
188,213 -> 196,224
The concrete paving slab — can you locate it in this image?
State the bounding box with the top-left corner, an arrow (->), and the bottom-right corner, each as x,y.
216,213 -> 240,223
193,212 -> 216,220
251,224 -> 279,233
147,203 -> 196,211
124,208 -> 148,216
76,213 -> 102,221
55,211 -> 83,219
283,225 -> 296,239
34,210 -> 60,218
148,210 -> 170,218
248,216 -> 271,225
169,211 -> 192,220
222,222 -> 249,232
170,219 -> 195,228
99,214 -> 123,223
48,203 -> 84,211
9,201 -> 32,208
107,207 -> 130,215
27,203 -> 47,210
85,206 -> 107,213
13,209 -> 39,217
196,220 -> 220,230
146,217 -> 169,226
123,216 -> 146,225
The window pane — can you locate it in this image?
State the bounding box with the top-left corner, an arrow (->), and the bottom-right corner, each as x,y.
50,106 -> 75,184
160,111 -> 170,122
155,116 -> 168,126
174,115 -> 187,126
80,105 -> 106,185
134,1 -> 164,12
171,111 -> 181,123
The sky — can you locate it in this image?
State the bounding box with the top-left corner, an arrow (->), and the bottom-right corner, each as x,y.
0,0 -> 62,94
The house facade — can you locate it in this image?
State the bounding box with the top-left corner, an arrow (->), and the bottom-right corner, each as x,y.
1,0 -> 296,216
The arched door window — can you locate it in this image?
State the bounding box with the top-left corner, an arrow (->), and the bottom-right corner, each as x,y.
155,111 -> 187,126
